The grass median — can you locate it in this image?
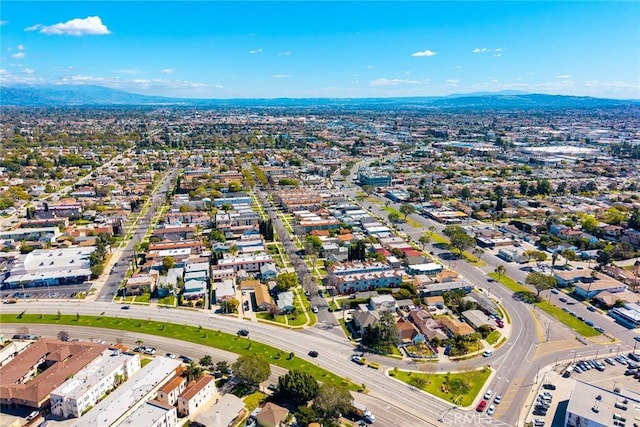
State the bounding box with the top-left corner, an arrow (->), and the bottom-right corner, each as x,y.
488,272 -> 600,337
391,367 -> 491,407
1,312 -> 356,390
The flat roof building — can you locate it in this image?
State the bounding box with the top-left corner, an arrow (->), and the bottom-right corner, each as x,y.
3,247 -> 95,288
76,357 -> 182,426
565,380 -> 640,427
50,350 -> 141,418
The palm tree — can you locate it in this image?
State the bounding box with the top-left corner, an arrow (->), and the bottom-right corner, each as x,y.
494,265 -> 506,279
185,361 -> 204,382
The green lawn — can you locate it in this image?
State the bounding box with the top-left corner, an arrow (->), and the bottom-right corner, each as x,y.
157,295 -> 176,306
488,272 -> 600,337
392,368 -> 491,407
486,330 -> 501,345
243,391 -> 267,412
135,293 -> 151,303
1,313 -> 356,390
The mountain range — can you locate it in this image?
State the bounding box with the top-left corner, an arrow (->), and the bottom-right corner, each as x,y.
1,85 -> 638,109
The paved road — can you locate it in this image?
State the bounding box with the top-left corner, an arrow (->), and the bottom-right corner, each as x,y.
94,168 -> 178,302
3,301 -> 510,426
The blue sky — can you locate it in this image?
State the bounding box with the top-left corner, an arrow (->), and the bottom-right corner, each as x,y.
1,1 -> 639,99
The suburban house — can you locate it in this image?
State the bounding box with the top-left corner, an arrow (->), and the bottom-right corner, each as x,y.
255,402 -> 289,427
438,316 -> 475,337
157,372 -> 187,407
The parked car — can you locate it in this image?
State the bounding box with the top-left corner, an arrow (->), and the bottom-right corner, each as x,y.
308,350 -> 319,358
542,384 -> 556,390
121,305 -> 130,310
484,390 -> 493,400
483,350 -> 494,357
487,405 -> 496,415
587,306 -> 596,312
605,358 -> 616,366
476,400 -> 487,412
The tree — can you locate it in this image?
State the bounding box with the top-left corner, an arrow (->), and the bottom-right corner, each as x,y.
580,215 -> 598,234
295,406 -> 319,426
418,234 -> 431,249
597,250 -> 612,268
185,361 -> 204,382
442,225 -> 476,256
604,207 -> 626,225
305,235 -> 323,253
220,298 -> 239,313
57,330 -> 70,341
313,384 -> 353,420
399,203 -> 415,218
161,256 -> 175,273
458,187 -> 472,201
200,355 -> 213,367
276,272 -> 299,292
525,272 -> 557,297
494,265 -> 506,278
629,207 -> 640,230
278,370 -> 319,402
215,360 -> 230,374
232,354 -> 271,389
388,212 -> 401,223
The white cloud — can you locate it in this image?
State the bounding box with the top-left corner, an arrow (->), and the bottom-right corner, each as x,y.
25,16 -> 110,36
248,48 -> 262,54
160,68 -> 174,75
0,21 -> 8,26
446,79 -> 460,84
23,68 -> 35,75
365,65 -> 374,69
271,74 -> 291,78
279,51 -> 291,56
114,68 -> 142,75
473,48 -> 488,53
556,75 -> 572,79
411,49 -> 437,57
17,44 -> 25,50
370,78 -> 423,86
0,68 -> 7,74
451,65 -> 463,70
11,52 -> 26,59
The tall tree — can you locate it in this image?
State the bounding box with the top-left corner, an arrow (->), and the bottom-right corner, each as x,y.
232,354 -> 270,389
525,272 -> 557,297
278,370 -> 319,402
313,384 -> 353,421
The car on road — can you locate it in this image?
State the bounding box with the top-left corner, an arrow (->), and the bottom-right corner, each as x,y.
594,326 -> 604,333
121,305 -> 130,310
587,306 -> 596,312
476,400 -> 487,412
486,405 -> 495,415
308,350 -> 319,358
484,390 -> 493,400
165,353 -> 176,359
312,306 -> 319,313
237,329 -> 249,337
483,350 -> 493,357
634,336 -> 640,342
551,288 -> 559,294
494,395 -> 502,404
562,307 -> 569,312
559,297 -> 567,302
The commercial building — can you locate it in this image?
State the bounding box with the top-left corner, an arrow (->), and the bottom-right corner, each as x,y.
50,350 -> 141,418
358,169 -> 392,187
115,400 -> 178,427
609,302 -> 640,329
565,380 -> 640,427
2,247 -> 96,289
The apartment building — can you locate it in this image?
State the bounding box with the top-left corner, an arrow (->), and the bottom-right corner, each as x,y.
50,350 -> 141,418
177,374 -> 216,417
327,261 -> 402,294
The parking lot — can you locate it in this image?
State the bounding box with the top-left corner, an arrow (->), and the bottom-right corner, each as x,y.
525,353 -> 640,426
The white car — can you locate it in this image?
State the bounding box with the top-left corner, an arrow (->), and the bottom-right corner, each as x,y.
484,389 -> 493,400
494,394 -> 502,404
487,405 -> 496,415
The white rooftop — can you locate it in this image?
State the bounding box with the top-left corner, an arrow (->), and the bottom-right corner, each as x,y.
76,357 -> 181,427
52,350 -> 138,399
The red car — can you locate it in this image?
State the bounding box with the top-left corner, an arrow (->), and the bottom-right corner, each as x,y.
476,400 -> 487,412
